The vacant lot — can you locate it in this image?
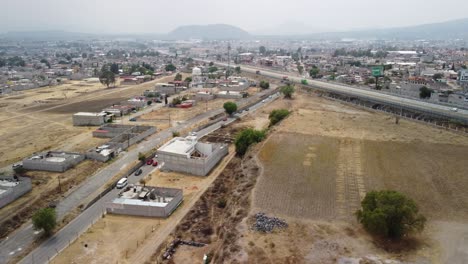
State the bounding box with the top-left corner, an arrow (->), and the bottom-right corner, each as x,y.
53,148 -> 235,264
139,98 -> 230,124
167,91 -> 468,263
0,75 -> 178,168
243,93 -> 468,263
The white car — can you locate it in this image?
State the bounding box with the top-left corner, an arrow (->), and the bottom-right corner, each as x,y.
261,100 -> 266,103
451,108 -> 458,112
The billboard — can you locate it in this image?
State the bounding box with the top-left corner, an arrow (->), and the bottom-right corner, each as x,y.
460,70 -> 468,83
371,66 -> 383,77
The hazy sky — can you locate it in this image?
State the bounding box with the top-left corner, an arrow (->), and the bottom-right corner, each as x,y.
1,0 -> 467,34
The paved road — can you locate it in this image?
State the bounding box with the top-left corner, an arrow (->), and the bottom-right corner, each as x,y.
14,87 -> 275,264
207,61 -> 468,124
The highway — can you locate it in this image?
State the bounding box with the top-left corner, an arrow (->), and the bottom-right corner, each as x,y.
208,61 -> 468,125
14,86 -> 276,264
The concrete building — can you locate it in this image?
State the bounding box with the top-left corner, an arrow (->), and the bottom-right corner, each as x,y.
106,185 -> 183,218
23,151 -> 85,172
87,124 -> 156,161
72,112 -> 112,126
85,144 -> 116,162
195,91 -> 215,101
155,83 -> 186,95
216,90 -> 243,99
157,136 -> 228,176
0,176 -> 32,209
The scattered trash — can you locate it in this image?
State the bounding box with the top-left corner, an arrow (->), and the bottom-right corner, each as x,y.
163,239 -> 206,259
252,212 -> 288,233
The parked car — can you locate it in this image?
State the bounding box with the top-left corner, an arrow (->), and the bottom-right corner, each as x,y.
451,107 -> 458,112
152,161 -> 158,167
134,169 -> 143,176
256,70 -> 261,75
222,117 -> 228,121
116,178 -> 128,189
129,118 -> 137,122
146,159 -> 153,165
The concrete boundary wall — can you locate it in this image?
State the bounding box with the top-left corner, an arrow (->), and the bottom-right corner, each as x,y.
158,144 -> 228,176
23,152 -> 85,172
0,177 -> 32,209
105,187 -> 183,218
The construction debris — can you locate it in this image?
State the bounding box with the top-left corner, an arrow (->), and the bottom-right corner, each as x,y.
252,212 -> 288,233
163,239 -> 206,259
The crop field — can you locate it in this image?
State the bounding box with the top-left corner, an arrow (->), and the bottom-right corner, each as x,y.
244,92 -> 468,263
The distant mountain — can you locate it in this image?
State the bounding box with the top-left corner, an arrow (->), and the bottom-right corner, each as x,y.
273,17 -> 468,40
0,30 -> 96,40
166,24 -> 250,40
253,21 -> 334,36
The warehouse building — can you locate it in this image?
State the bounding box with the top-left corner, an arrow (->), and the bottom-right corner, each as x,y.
23,151 -> 85,172
157,136 -> 228,176
72,112 -> 112,126
106,185 -> 183,218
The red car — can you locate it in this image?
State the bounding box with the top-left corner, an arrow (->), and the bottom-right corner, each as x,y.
146,159 -> 153,165
152,160 -> 158,167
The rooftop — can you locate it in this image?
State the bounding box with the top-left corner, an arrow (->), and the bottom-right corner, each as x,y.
158,136 -> 197,156
73,112 -> 106,117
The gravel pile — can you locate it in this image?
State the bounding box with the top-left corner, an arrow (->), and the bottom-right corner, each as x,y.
252,212 -> 288,233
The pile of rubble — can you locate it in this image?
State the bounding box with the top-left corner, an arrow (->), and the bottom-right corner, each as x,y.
252,212 -> 288,233
163,239 -> 206,259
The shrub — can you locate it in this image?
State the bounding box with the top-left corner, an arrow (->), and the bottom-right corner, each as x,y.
356,190 -> 426,239
259,81 -> 270,89
234,128 -> 266,156
269,109 -> 290,126
138,152 -> 146,161
172,131 -> 180,137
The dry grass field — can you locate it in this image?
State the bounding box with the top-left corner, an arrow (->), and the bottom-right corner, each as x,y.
235,91 -> 468,263
0,75 -> 178,168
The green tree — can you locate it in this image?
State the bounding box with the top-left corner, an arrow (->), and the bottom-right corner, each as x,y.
165,64 -> 176,72
259,46 -> 266,55
99,70 -> 116,88
365,78 -> 375,84
419,86 -> 433,99
32,208 -> 57,236
223,101 -> 237,116
309,66 -> 320,79
208,66 -> 218,73
235,128 -> 266,156
184,77 -> 192,83
297,65 -> 304,75
280,84 -> 295,99
433,73 -> 444,80
259,81 -> 270,89
235,66 -> 241,74
174,73 -> 183,81
356,190 -> 426,239
269,109 -> 290,126
209,61 -> 214,66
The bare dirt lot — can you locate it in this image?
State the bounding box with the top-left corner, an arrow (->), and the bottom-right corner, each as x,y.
52,147 -> 235,264
139,98 -> 230,124
0,75 -> 176,168
167,91 -> 468,263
